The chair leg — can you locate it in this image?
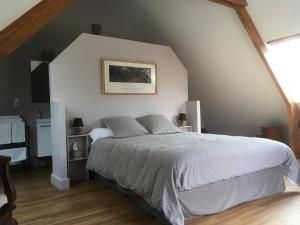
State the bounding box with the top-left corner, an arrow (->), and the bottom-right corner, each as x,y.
2,213 -> 18,225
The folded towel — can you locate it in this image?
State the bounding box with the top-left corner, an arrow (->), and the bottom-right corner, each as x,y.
0,123 -> 11,144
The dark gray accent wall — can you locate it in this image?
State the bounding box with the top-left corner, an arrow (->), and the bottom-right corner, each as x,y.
0,0 -> 142,160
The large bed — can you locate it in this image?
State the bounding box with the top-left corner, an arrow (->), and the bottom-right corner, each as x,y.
87,131 -> 300,225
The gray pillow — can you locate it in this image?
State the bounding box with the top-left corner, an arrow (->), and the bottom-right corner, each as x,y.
102,116 -> 148,138
137,114 -> 180,134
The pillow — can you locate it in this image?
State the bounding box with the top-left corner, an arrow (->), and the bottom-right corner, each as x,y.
137,114 -> 180,134
102,116 -> 148,138
89,128 -> 113,144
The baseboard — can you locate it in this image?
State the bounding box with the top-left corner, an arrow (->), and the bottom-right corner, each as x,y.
51,173 -> 70,190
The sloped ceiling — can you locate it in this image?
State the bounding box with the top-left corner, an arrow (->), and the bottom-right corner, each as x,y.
108,0 -> 300,138
0,0 -> 42,30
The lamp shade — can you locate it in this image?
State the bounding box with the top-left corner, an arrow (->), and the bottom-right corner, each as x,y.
178,113 -> 186,121
72,118 -> 83,128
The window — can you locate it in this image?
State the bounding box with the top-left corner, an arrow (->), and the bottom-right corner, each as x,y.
267,35 -> 300,102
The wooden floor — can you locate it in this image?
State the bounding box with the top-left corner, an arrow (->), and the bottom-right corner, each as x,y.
8,167 -> 300,225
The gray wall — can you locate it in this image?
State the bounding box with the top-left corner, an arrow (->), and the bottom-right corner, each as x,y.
106,0 -> 300,142
0,0 -> 141,160
1,0 -> 299,152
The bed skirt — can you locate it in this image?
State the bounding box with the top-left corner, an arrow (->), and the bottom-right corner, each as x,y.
91,166 -> 285,224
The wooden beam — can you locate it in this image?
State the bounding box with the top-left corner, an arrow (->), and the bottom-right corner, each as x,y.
288,102 -> 300,154
0,0 -> 73,61
209,0 -> 248,8
210,1 -> 300,155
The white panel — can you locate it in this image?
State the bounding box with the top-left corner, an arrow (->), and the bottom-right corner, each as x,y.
49,34 -> 188,126
51,102 -> 69,189
0,123 -> 11,144
11,121 -> 25,143
0,148 -> 26,163
186,101 -> 201,133
37,122 -> 52,157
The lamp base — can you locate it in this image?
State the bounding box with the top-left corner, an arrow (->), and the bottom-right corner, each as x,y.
178,121 -> 187,126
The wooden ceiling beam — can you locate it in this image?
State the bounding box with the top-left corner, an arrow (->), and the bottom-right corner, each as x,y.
209,0 -> 300,155
0,0 -> 73,61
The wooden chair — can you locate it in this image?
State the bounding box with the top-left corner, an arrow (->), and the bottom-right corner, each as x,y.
0,156 -> 17,225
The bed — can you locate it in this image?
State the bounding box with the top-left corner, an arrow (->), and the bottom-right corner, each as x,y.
86,117 -> 300,225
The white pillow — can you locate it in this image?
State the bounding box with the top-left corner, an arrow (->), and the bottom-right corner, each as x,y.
89,128 -> 113,144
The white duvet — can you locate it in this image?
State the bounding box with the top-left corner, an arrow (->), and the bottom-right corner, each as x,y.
87,133 -> 300,225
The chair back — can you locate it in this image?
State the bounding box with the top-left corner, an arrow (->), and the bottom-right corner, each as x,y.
0,156 -> 17,225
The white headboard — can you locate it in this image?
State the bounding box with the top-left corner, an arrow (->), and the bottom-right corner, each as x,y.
50,34 -> 188,130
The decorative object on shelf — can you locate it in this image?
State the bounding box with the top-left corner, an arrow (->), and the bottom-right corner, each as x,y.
72,142 -> 82,158
178,113 -> 187,126
37,109 -> 44,119
101,59 -> 157,95
201,128 -> 208,133
72,118 -> 84,135
261,127 -> 282,141
91,24 -> 102,35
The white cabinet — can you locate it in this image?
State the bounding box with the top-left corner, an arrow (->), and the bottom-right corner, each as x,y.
37,119 -> 52,157
0,116 -> 27,163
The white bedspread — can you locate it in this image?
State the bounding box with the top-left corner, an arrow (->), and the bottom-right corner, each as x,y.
87,133 -> 300,225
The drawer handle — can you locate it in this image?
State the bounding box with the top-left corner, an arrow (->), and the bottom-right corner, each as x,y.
40,125 -> 51,128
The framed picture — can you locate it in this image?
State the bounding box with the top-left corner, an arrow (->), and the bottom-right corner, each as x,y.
101,59 -> 157,95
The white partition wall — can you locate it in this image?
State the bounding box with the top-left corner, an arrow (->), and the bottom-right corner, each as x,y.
50,102 -> 69,190
49,34 -> 188,189
186,101 -> 201,133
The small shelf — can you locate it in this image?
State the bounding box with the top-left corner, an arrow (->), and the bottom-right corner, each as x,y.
67,134 -> 89,183
69,157 -> 87,162
67,134 -> 88,138
179,125 -> 193,132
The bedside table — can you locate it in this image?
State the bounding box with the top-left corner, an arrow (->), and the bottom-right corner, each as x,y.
179,125 -> 192,132
66,134 -> 89,183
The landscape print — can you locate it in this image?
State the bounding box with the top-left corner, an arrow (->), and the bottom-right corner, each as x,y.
109,65 -> 152,83
102,59 -> 157,94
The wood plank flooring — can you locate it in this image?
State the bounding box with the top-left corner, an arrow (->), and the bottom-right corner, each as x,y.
7,167 -> 300,225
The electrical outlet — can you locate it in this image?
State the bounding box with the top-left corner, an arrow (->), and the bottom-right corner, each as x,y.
14,97 -> 20,108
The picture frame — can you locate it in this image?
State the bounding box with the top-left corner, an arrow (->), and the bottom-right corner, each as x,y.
101,59 -> 157,95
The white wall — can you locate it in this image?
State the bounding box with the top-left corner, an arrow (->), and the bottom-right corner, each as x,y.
0,0 -> 42,31
49,34 -> 188,189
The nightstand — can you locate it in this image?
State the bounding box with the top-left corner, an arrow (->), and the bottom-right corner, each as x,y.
179,125 -> 193,132
66,134 -> 89,183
